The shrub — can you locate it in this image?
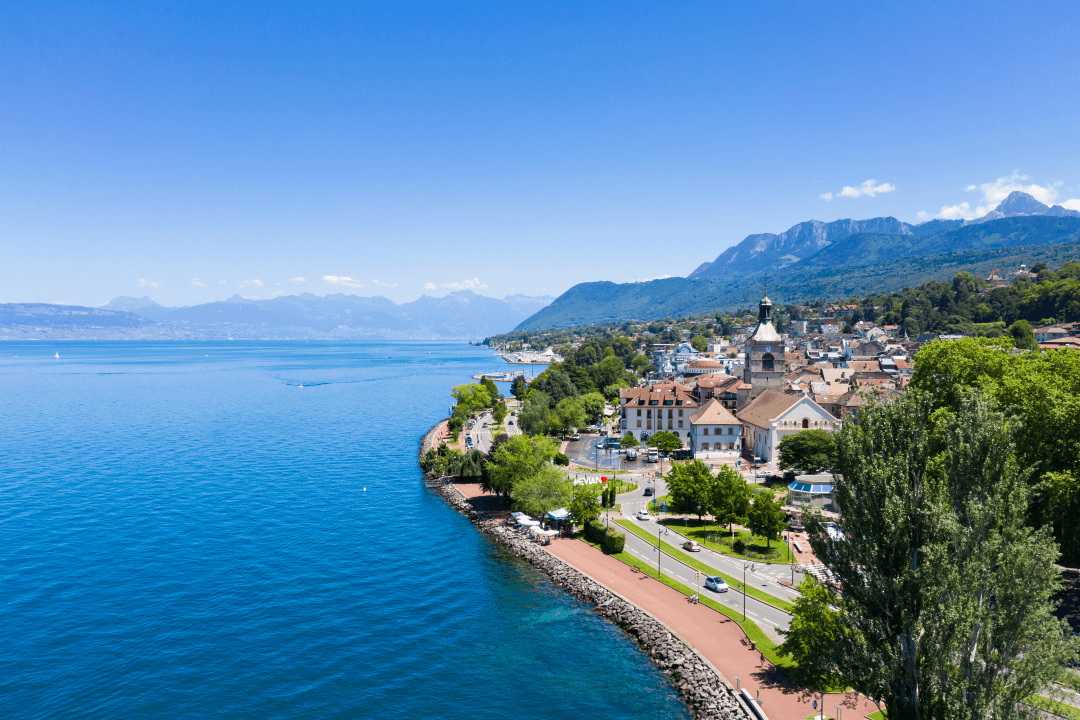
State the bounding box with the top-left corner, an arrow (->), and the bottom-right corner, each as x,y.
733,538 -> 747,555
600,528 -> 625,554
585,519 -> 606,543
554,452 -> 569,466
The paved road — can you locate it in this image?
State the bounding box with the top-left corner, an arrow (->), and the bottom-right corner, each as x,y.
602,514 -> 791,639
618,478 -> 808,602
466,408 -> 522,453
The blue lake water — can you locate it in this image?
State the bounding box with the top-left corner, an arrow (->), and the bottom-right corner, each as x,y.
0,342 -> 689,720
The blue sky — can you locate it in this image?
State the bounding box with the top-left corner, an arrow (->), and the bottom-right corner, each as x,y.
3,1 -> 1080,307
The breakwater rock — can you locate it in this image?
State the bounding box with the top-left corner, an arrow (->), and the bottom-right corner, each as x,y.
433,480 -> 751,720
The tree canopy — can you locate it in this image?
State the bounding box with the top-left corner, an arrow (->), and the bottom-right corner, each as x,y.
510,465 -> 572,516
666,460 -> 714,519
488,434 -> 559,496
777,429 -> 836,474
746,492 -> 784,548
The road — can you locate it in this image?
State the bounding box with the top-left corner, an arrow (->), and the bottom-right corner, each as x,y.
466,408 -> 521,453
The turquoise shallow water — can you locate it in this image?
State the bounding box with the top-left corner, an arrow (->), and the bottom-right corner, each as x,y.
0,341 -> 689,720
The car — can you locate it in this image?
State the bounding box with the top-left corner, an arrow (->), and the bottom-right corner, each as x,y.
704,577 -> 729,593
508,420 -> 514,425
643,486 -> 653,496
635,511 -> 652,521
596,439 -> 605,448
683,540 -> 702,552
572,433 -> 580,441
482,422 -> 488,427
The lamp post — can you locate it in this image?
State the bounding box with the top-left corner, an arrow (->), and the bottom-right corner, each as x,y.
743,563 -> 750,621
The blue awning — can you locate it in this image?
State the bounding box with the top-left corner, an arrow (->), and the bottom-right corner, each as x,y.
788,481 -> 833,494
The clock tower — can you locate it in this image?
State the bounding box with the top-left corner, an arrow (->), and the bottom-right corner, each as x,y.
740,283 -> 785,407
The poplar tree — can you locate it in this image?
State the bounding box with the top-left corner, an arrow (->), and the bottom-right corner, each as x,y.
809,390 -> 1077,719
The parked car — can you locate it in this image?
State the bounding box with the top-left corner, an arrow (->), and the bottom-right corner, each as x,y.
643,486 -> 653,496
572,433 -> 581,441
704,577 -> 729,593
683,540 -> 702,552
646,448 -> 659,463
508,420 -> 514,426
635,511 -> 653,521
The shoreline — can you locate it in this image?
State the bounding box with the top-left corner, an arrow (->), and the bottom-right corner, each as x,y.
420,423 -> 751,720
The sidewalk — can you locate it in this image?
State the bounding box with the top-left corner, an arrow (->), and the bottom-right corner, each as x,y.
547,538 -> 881,720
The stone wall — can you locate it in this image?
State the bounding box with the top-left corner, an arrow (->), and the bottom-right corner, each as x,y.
433,479 -> 751,720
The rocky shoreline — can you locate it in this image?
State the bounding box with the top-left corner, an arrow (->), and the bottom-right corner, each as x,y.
420,426 -> 751,720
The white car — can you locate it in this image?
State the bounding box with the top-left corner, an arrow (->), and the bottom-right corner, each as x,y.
704,576 -> 729,593
635,511 -> 653,521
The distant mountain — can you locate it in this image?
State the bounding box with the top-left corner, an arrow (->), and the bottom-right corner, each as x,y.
517,216 -> 1080,329
83,290 -> 552,340
0,303 -> 197,340
970,190 -> 1080,224
100,296 -> 168,314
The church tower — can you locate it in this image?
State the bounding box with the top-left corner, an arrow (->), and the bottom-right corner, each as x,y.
739,281 -> 785,408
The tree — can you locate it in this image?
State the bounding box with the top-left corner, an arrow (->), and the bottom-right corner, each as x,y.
689,335 -> 707,352
631,354 -> 652,375
1009,318 -> 1036,350
568,485 -> 601,527
518,391 -> 553,435
777,576 -> 846,693
810,390 -> 1078,719
711,465 -> 752,538
666,460 -> 714,520
580,392 -> 606,425
510,375 -> 527,401
452,383 -> 492,415
458,449 -> 485,481
777,430 -> 836,474
747,492 -> 784,548
620,433 -> 639,448
531,368 -> 579,405
553,397 -> 586,434
492,400 -> 508,425
591,354 -> 626,391
479,376 -> 502,404
510,465 -> 573,516
488,434 -> 559,496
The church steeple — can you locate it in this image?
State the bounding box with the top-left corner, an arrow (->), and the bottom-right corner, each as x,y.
758,274 -> 773,324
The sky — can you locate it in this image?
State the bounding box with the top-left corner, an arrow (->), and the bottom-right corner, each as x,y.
3,1 -> 1080,307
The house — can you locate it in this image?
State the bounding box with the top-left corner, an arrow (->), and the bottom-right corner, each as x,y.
619,380 -> 699,443
1040,337 -> 1080,350
689,398 -> 743,459
1035,327 -> 1070,343
737,389 -> 838,463
694,374 -> 741,410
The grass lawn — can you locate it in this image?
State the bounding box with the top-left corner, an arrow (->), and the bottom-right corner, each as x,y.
865,711 -> 886,720
574,477 -> 637,495
615,520 -> 795,613
1029,694 -> 1080,719
577,534 -> 795,670
658,518 -> 796,564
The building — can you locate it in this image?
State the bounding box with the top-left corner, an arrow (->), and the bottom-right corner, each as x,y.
739,291 -> 785,408
618,379 -> 699,443
786,474 -> 835,512
688,398 -> 743,459
694,374 -> 741,410
737,388 -> 838,463
1035,326 -> 1070,343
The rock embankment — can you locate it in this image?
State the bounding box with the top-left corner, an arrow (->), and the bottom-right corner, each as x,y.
433,479 -> 751,720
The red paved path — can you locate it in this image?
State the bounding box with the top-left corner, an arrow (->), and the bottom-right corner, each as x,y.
546,538 -> 881,720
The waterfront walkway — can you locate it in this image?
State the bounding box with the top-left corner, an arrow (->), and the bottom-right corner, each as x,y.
546,537 -> 881,720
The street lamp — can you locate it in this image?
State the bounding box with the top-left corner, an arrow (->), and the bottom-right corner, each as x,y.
743,563 -> 750,621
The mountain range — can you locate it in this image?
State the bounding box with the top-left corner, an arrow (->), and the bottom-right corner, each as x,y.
1,291 -> 554,340
516,192 -> 1080,330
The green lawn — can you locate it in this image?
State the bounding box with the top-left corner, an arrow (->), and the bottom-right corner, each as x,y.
578,533 -> 795,670
657,518 -> 796,564
574,477 -> 637,496
615,520 -> 795,613
865,711 -> 886,720
1029,694 -> 1080,719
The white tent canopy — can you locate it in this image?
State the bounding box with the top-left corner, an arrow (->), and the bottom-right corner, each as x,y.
546,508 -> 570,520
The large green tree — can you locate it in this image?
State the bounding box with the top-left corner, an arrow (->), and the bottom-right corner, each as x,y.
777,429 -> 836,474
518,391 -> 554,436
665,460 -> 714,520
746,491 -> 784,548
649,430 -> 682,477
553,397 -> 586,434
580,392 -> 606,425
710,465 -> 752,538
911,337 -> 1080,562
567,485 -> 602,527
777,576 -> 846,693
811,390 -> 1077,720
488,434 -> 559,496
510,375 -> 527,401
452,383 -> 492,415
511,465 -> 573,516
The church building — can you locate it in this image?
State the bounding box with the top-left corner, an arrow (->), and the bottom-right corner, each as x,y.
737,289 -> 785,409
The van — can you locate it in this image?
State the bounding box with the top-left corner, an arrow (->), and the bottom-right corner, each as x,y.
625,448 -> 638,461
646,448 -> 659,463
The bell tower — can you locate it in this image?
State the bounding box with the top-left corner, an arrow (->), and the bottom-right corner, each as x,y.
740,277 -> 785,408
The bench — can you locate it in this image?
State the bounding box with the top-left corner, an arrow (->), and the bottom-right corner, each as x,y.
793,541 -> 804,553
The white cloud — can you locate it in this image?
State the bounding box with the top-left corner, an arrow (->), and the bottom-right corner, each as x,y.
137,279 -> 161,288
442,278 -> 487,290
820,179 -> 896,201
372,279 -> 399,288
932,171 -> 1080,220
272,290 -> 285,296
191,278 -> 207,287
629,273 -> 673,283
423,282 -> 437,290
237,279 -> 264,288
289,276 -> 307,283
916,211 -> 931,221
324,275 -> 365,288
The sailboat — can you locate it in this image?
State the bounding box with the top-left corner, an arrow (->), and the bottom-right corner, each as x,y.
54,352 -> 59,359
